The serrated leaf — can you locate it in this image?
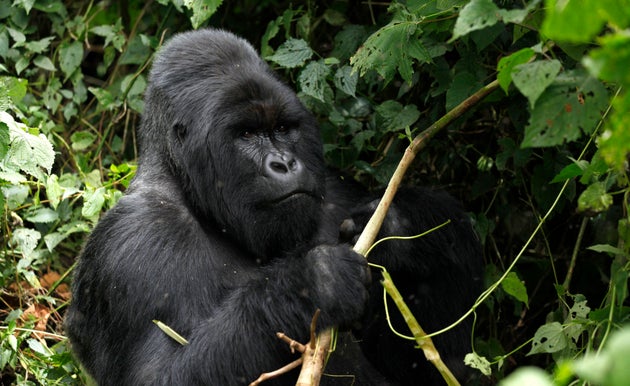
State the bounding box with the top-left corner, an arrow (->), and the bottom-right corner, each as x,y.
528,322 -> 567,355
512,60 -> 562,107
522,71 -> 608,148
59,41 -> 84,80
266,38 -> 313,68
351,22 -> 428,84
298,61 -> 330,102
502,271 -> 529,306
333,65 -> 357,97
183,0 -> 223,29
497,48 -> 535,92
1,111 -> 55,176
578,181 -> 613,214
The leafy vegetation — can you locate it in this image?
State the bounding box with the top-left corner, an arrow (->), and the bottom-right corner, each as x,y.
1,0 -> 629,384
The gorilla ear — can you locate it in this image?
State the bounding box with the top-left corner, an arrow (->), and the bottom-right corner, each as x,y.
173,123 -> 187,144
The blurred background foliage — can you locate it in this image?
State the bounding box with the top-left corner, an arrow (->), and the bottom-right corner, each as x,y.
1,0 -> 629,384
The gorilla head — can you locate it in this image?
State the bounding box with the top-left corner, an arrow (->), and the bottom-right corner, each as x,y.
139,30 -> 326,258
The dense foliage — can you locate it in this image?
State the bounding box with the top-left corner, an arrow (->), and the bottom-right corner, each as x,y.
0,0 -> 629,384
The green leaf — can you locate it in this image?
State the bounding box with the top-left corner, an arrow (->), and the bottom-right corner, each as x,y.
13,0 -> 36,14
350,21 -> 429,84
11,228 -> 41,258
90,22 -> 125,51
59,40 -> 84,80
499,367 -> 553,386
464,353 -> 492,376
446,71 -> 483,111
333,65 -> 357,97
375,100 -> 420,133
522,71 -> 608,148
542,0 -> 605,43
266,38 -> 313,68
584,32 -> 630,85
501,271 -> 529,306
89,87 -> 121,111
46,174 -> 62,209
298,61 -> 331,102
578,181 -> 612,214
512,60 -> 562,107
528,322 -> 567,355
25,207 -> 58,223
82,187 -> 106,219
24,36 -> 54,54
33,55 -> 56,71
183,0 -> 223,29
1,111 -> 55,176
70,130 -> 97,151
451,0 -> 500,41
550,161 -> 588,183
0,76 -> 28,111
497,48 -> 535,92
597,94 -> 630,169
588,244 -> 627,256
27,338 -> 49,356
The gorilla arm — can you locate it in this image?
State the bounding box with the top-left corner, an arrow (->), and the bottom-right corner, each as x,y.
66,189 -> 368,386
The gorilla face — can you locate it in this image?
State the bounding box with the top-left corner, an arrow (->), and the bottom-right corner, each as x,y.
140,30 -> 326,257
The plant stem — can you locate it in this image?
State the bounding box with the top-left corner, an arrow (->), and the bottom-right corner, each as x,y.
297,79 -> 500,385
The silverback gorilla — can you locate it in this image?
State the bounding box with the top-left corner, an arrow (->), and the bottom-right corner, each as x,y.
65,29 -> 482,385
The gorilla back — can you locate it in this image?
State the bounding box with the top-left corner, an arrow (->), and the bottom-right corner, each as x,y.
65,29 -> 482,385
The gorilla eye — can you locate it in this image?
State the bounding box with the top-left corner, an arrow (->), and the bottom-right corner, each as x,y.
240,130 -> 256,139
274,124 -> 291,134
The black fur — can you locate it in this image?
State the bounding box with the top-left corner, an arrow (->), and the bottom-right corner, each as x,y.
65,29 -> 482,385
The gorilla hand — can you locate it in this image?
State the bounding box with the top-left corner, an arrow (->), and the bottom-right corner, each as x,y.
305,245 -> 370,329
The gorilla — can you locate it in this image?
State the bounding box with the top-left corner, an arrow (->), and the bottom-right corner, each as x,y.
65,29 -> 482,385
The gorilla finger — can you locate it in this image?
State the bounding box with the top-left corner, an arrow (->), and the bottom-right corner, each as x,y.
339,218 -> 358,242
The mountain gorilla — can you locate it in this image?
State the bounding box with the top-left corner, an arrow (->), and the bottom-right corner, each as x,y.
65,29 -> 482,385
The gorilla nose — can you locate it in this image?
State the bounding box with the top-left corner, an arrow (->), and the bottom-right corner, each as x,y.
263,153 -> 303,179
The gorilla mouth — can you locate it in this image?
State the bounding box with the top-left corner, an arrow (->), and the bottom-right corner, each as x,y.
265,190 -> 317,206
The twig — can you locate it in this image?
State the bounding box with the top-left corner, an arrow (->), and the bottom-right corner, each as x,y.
297,79 -> 500,385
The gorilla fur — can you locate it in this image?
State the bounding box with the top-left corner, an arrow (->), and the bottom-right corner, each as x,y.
65,29 -> 482,385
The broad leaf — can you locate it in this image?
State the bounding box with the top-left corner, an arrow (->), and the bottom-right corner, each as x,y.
266,38 -> 313,68
512,60 -> 562,107
522,71 -> 608,148
528,322 -> 567,355
298,61 -> 331,102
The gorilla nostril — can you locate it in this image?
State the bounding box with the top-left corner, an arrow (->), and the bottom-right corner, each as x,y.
270,161 -> 289,174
